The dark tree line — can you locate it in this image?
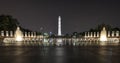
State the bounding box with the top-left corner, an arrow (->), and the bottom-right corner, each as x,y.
64,24 -> 120,38
0,15 -> 33,32
89,24 -> 120,32
0,15 -> 19,31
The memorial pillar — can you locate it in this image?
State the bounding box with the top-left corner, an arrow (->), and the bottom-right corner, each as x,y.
108,31 -> 110,37
1,31 -> 4,36
28,32 -> 30,37
85,32 -> 87,37
97,32 -> 99,37
31,32 -> 33,37
94,32 -> 96,37
88,32 -> 90,37
10,31 -> 13,37
112,31 -> 114,37
25,32 -> 27,37
116,31 -> 119,37
6,31 -> 9,37
91,32 -> 93,37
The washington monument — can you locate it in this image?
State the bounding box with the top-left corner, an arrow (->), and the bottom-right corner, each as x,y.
58,16 -> 62,36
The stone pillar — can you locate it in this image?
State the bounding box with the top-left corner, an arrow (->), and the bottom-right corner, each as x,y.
112,31 -> 114,37
116,31 -> 119,37
1,31 -> 4,36
28,32 -> 30,37
25,32 -> 27,37
88,32 -> 90,37
34,32 -> 36,37
94,32 -> 96,37
10,31 -> 13,37
31,32 -> 33,37
97,32 -> 99,37
6,31 -> 9,37
91,32 -> 92,37
108,31 -> 110,37
85,32 -> 87,37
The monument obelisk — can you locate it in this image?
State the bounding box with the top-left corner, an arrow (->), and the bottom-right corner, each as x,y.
58,16 -> 61,36
56,16 -> 63,46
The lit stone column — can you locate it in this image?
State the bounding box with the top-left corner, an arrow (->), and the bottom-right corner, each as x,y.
91,32 -> 93,37
116,31 -> 119,37
94,32 -> 96,37
112,31 -> 114,37
31,32 -> 33,37
34,32 -> 36,37
25,32 -> 27,37
97,32 -> 99,37
28,32 -> 30,37
10,31 -> 13,37
88,32 -> 90,37
108,31 -> 110,37
85,32 -> 87,37
6,31 -> 9,37
1,31 -> 4,36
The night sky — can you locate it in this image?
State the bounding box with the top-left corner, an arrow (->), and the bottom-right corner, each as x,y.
0,0 -> 120,34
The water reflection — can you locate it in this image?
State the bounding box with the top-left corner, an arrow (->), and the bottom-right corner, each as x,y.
98,47 -> 113,63
0,46 -> 120,63
54,47 -> 65,63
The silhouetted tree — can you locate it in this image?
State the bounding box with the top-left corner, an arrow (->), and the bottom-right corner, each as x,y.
112,27 -> 120,31
0,15 -> 19,31
95,24 -> 112,31
64,34 -> 71,38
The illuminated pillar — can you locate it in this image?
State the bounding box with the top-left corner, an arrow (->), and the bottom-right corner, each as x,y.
31,32 -> 33,37
97,32 -> 99,37
116,31 -> 119,37
94,32 -> 96,37
6,31 -> 9,37
85,32 -> 87,37
91,32 -> 92,37
25,32 -> 27,37
88,32 -> 90,37
108,31 -> 110,37
1,31 -> 4,36
58,16 -> 62,36
10,31 -> 13,37
112,31 -> 114,37
28,32 -> 30,37
34,32 -> 36,37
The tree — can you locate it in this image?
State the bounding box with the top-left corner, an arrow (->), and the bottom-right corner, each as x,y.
0,15 -> 19,31
95,24 -> 112,31
64,34 -> 71,38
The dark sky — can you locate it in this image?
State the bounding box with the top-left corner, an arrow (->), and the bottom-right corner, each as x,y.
0,0 -> 120,34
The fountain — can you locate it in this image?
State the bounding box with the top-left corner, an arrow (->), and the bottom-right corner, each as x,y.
100,27 -> 107,45
14,27 -> 23,42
